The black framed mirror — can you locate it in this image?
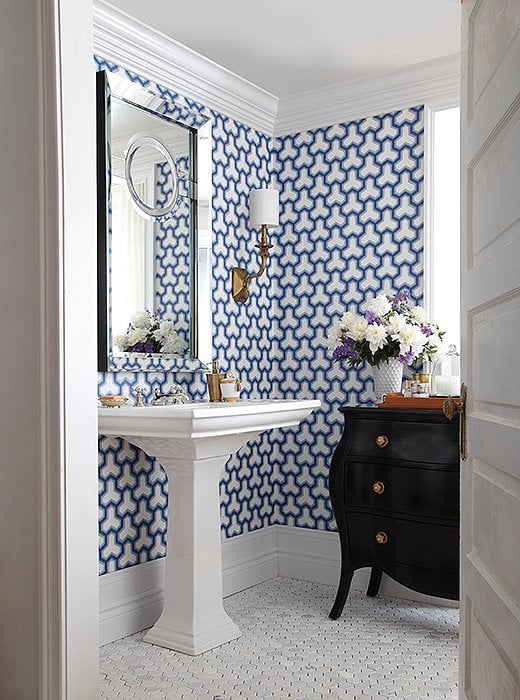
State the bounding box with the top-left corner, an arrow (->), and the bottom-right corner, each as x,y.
96,70 -> 212,372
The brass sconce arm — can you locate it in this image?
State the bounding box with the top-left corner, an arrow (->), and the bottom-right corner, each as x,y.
232,224 -> 273,303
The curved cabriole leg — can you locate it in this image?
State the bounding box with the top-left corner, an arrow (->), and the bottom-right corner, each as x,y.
329,568 -> 354,620
366,567 -> 383,597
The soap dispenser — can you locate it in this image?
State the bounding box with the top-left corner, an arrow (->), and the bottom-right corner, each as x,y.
206,361 -> 224,402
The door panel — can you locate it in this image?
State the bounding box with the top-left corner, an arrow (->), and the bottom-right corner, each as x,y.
461,0 -> 520,696
467,602 -> 518,700
469,0 -> 520,105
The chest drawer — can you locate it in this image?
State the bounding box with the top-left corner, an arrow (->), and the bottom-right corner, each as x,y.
348,512 -> 459,573
347,417 -> 459,465
345,461 -> 459,522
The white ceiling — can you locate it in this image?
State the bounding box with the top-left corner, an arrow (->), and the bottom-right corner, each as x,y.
106,0 -> 461,99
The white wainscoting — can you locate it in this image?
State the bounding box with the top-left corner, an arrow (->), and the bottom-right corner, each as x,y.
99,525 -> 457,646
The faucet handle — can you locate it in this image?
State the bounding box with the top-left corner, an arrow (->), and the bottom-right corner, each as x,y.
170,384 -> 189,404
133,386 -> 146,407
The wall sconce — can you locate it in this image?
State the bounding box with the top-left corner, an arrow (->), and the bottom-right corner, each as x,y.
232,188 -> 279,303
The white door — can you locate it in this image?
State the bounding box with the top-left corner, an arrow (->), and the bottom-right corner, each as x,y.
460,1 -> 520,696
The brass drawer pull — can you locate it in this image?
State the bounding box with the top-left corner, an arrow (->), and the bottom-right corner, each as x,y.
372,481 -> 385,495
375,435 -> 389,448
375,531 -> 388,545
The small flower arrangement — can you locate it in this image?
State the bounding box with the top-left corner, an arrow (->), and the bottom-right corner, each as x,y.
329,290 -> 444,368
114,309 -> 187,356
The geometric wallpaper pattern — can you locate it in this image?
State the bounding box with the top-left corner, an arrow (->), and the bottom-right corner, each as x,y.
95,55 -> 424,576
97,55 -> 273,574
155,158 -> 191,346
269,108 -> 424,529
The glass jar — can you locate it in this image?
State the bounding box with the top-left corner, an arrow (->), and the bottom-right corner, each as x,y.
433,344 -> 460,396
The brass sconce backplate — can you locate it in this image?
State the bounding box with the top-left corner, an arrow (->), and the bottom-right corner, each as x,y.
232,267 -> 251,303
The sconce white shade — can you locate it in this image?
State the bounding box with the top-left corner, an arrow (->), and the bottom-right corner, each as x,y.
249,188 -> 279,227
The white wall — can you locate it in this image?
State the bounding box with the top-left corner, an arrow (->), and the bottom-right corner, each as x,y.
0,3 -> 40,696
0,1 -> 99,697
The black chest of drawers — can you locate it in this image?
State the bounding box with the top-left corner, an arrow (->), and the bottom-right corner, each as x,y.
329,407 -> 460,620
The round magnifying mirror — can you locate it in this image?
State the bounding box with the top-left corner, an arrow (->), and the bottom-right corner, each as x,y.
124,133 -> 180,221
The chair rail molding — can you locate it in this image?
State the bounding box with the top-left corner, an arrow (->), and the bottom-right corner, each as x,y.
92,0 -> 278,136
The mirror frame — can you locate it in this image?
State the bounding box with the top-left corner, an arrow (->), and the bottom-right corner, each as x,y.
96,70 -> 213,373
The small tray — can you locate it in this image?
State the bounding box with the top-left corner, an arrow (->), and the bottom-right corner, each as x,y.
377,393 -> 460,409
99,395 -> 128,409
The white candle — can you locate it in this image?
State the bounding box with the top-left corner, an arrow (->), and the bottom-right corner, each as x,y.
435,375 -> 458,395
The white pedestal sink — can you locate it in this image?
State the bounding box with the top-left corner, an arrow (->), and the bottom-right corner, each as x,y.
98,398 -> 320,655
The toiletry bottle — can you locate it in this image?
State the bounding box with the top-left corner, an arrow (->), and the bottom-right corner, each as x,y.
206,361 -> 224,402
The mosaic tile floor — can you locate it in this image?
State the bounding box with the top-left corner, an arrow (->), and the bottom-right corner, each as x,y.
100,577 -> 458,699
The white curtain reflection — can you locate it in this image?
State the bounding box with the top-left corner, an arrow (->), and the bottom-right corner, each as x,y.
111,180 -> 150,342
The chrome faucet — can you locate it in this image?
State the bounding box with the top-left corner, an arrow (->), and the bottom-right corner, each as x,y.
133,386 -> 146,407
151,384 -> 190,406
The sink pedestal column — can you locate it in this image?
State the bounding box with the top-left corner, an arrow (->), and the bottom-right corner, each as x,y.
131,432 -> 259,655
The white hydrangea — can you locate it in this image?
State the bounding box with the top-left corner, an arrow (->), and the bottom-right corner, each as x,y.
386,312 -> 407,336
409,305 -> 428,324
113,334 -> 129,351
395,323 -> 427,355
366,294 -> 392,318
161,334 -> 187,355
327,324 -> 343,349
130,311 -> 151,329
160,320 -> 176,336
349,317 -> 369,341
127,327 -> 147,346
365,324 -> 387,353
153,320 -> 176,341
340,311 -> 358,330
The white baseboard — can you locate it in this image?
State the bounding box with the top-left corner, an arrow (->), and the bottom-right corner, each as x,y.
99,524 -> 457,645
99,527 -> 277,646
275,525 -> 459,609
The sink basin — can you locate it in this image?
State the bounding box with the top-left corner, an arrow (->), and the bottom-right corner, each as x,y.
98,398 -> 320,655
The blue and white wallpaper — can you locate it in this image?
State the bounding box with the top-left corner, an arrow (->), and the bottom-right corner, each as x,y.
96,56 -> 424,576
97,56 -> 275,575
155,158 -> 191,344
269,109 -> 424,529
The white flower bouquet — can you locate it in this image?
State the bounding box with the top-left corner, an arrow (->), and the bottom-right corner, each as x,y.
114,309 -> 187,356
329,290 -> 444,368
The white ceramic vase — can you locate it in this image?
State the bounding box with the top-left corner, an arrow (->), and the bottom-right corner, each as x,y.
372,358 -> 403,402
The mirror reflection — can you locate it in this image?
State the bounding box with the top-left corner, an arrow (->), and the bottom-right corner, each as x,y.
97,71 -> 212,372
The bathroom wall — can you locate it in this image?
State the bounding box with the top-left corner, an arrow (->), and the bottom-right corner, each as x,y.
154,157 -> 191,345
96,59 -> 424,576
269,108 -> 424,529
97,57 -> 278,574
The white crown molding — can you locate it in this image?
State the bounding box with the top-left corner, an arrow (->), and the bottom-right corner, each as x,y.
94,2 -> 460,139
274,53 -> 461,136
92,0 -> 278,135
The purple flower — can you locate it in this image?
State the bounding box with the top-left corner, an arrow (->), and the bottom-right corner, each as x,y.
364,310 -> 382,325
333,337 -> 361,362
144,341 -> 154,353
421,324 -> 433,337
391,290 -> 411,307
398,351 -> 415,365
